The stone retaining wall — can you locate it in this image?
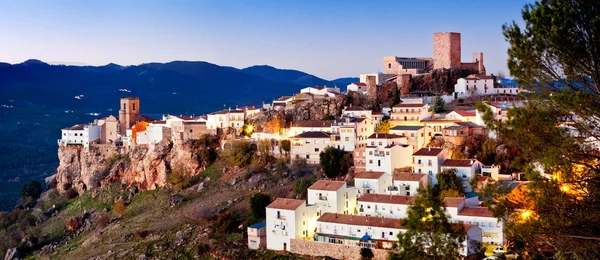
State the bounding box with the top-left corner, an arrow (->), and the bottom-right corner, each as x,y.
290,239 -> 389,260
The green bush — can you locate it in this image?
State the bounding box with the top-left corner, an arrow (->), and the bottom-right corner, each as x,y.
360,247 -> 374,259
249,193 -> 271,219
319,147 -> 350,179
21,180 -> 43,199
294,178 -> 314,198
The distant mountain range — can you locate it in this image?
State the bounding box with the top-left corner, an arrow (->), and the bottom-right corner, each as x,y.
0,60 -> 355,114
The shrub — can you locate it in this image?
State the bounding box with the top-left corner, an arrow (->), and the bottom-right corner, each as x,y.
292,158 -> 308,170
294,178 -> 314,198
249,193 -> 271,219
21,180 -> 43,200
112,198 -> 127,216
0,212 -> 14,230
65,187 -> 79,199
135,229 -> 149,239
458,98 -> 465,103
360,247 -> 374,259
215,211 -> 239,233
319,147 -> 351,179
65,216 -> 82,231
167,166 -> 190,191
279,140 -> 291,154
18,213 -> 37,229
97,214 -> 111,228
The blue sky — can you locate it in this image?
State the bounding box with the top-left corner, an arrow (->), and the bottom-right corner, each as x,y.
0,0 -> 530,79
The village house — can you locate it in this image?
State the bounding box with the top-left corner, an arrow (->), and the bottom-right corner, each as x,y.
289,120 -> 333,137
442,122 -> 486,146
454,75 -> 522,98
354,171 -> 392,196
206,109 -> 245,132
290,131 -> 331,164
412,147 -> 447,184
444,197 -> 505,245
248,222 -> 267,250
353,146 -> 366,171
272,96 -> 294,110
390,103 -> 430,125
313,213 -> 483,256
391,172 -> 428,196
239,106 -> 261,118
441,159 -> 482,191
307,180 -> 358,215
341,106 -> 372,119
419,118 -> 462,134
445,110 -> 477,122
357,194 -> 414,219
59,124 -> 101,146
95,115 -> 119,144
266,198 -> 318,251
330,117 -> 373,151
346,82 -> 368,94
300,86 -> 341,96
137,123 -> 171,145
389,125 -> 434,151
365,133 -> 413,175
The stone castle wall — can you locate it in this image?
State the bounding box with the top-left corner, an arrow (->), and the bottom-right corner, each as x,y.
433,32 -> 461,69
290,239 -> 389,260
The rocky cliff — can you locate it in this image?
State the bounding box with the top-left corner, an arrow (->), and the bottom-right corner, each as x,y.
54,140 -> 214,194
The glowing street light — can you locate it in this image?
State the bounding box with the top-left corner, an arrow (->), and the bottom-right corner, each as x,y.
561,185 -> 570,192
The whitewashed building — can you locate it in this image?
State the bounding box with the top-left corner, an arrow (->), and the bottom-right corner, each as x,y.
330,117 -> 373,151
391,172 -> 428,196
441,159 -> 482,192
357,194 -> 414,219
354,171 -> 392,196
59,124 -> 100,146
389,125 -> 434,151
346,82 -> 368,94
289,120 -> 333,137
445,110 -> 477,122
290,131 -> 331,164
300,86 -> 341,96
266,198 -> 318,251
454,75 -> 522,98
444,197 -> 505,245
307,180 -> 358,215
391,103 -> 430,123
206,109 -> 245,131
365,133 -> 412,175
412,147 -> 447,184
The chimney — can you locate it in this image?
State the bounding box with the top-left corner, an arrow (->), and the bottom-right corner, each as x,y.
470,159 -> 474,164
428,146 -> 431,151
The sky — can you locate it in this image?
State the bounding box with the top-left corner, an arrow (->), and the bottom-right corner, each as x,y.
0,0 -> 530,80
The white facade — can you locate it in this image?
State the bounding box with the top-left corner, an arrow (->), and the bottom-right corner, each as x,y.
59,124 -> 100,146
206,109 -> 245,131
412,148 -> 447,185
445,110 -> 477,123
315,213 -> 402,249
389,125 -> 434,151
354,172 -> 392,196
346,82 -> 368,94
146,124 -> 170,144
330,117 -> 374,151
391,103 -> 431,122
365,133 -> 412,175
391,172 -> 428,196
300,86 -> 341,96
444,197 -> 505,245
357,194 -> 413,219
341,107 -> 372,119
266,198 -> 318,251
307,180 -> 358,215
454,76 -> 522,98
290,132 -> 331,164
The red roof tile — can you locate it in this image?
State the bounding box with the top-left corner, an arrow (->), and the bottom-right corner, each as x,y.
292,120 -> 334,128
351,82 -> 367,86
393,172 -> 427,182
291,131 -> 331,139
308,180 -> 346,191
442,159 -> 478,167
412,148 -> 444,156
367,133 -> 403,139
266,198 -> 305,210
458,206 -> 494,217
354,171 -> 385,180
453,110 -> 475,117
393,103 -> 427,108
317,213 -> 404,229
443,197 -> 465,208
358,194 -> 415,205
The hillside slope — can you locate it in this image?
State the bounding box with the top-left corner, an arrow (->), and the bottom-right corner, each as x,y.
240,65 -> 334,87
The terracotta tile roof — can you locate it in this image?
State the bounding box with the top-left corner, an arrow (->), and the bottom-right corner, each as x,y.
150,120 -> 167,124
442,159 -> 478,167
292,120 -> 334,128
390,125 -> 424,131
354,171 -> 385,180
393,103 -> 427,108
62,124 -> 85,131
420,119 -> 461,123
443,197 -> 465,208
291,131 -> 331,139
454,122 -> 481,128
393,172 -> 427,182
275,96 -> 293,102
266,198 -> 305,210
317,213 -> 404,229
458,206 -> 494,217
453,110 -> 476,117
351,82 -> 367,86
476,176 -> 489,182
208,109 -> 244,115
357,194 -> 415,205
412,147 -> 444,156
308,180 -> 346,191
367,133 -> 403,139
372,111 -> 383,115
239,106 -> 259,111
466,74 -> 494,80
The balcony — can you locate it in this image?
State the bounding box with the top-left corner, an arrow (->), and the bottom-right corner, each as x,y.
318,195 -> 328,201
272,230 -> 289,236
359,208 -> 364,213
276,215 -> 286,221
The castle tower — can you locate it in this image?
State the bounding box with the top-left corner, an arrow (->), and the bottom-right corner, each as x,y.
433,32 -> 461,69
118,97 -> 140,134
472,52 -> 485,74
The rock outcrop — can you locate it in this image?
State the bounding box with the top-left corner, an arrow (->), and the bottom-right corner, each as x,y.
55,140 -> 214,194
287,96 -> 346,121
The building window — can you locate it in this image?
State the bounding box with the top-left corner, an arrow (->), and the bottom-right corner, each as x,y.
389,232 -> 393,235
306,155 -> 310,159
369,151 -> 373,155
133,103 -> 136,111
369,160 -> 373,164
388,63 -> 391,69
386,151 -> 390,155
314,148 -> 319,152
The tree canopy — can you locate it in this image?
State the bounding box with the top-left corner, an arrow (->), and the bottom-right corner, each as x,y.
20,180 -> 43,200
479,0 -> 600,258
389,186 -> 468,260
434,168 -> 465,197
249,193 -> 271,219
319,147 -> 350,179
